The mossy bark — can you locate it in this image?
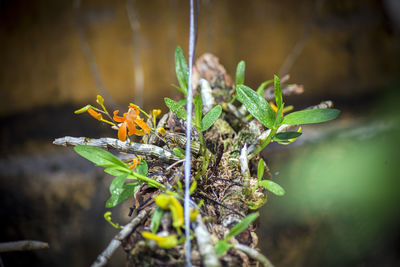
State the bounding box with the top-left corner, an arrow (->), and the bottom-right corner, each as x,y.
124,53 -> 270,267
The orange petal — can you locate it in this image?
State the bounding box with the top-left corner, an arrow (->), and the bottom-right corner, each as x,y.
126,121 -> 136,136
118,122 -> 127,141
113,110 -> 125,122
88,108 -> 102,120
128,158 -> 140,170
135,118 -> 150,134
269,102 -> 278,113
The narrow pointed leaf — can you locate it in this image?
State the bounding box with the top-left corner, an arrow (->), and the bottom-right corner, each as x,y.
256,80 -> 273,96
236,85 -> 275,129
171,84 -> 187,95
201,105 -> 222,131
195,93 -> 203,128
235,60 -> 245,86
225,213 -> 259,240
74,145 -> 128,169
257,159 -> 265,181
215,240 -> 233,256
283,108 -> 340,125
175,46 -> 188,96
150,208 -> 164,233
274,75 -> 283,109
258,180 -> 285,196
164,97 -> 187,120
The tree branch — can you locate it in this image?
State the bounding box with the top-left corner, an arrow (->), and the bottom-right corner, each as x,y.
193,214 -> 221,267
91,208 -> 149,267
234,243 -> 274,267
0,240 -> 49,253
53,136 -> 180,162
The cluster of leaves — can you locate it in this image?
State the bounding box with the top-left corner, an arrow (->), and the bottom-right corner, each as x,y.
234,62 -> 340,158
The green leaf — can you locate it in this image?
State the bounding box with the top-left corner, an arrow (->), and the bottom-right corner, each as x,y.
109,174 -> 129,195
236,85 -> 275,129
258,180 -> 285,196
201,105 -> 222,131
283,108 -> 340,125
194,93 -> 203,129
74,145 -> 128,169
256,80 -> 273,96
225,213 -> 259,240
104,167 -> 130,176
215,240 -> 233,256
273,132 -> 302,141
150,208 -> 164,233
173,147 -> 185,159
235,60 -> 245,86
257,159 -> 265,181
164,97 -> 187,120
175,46 -> 188,96
106,182 -> 140,208
136,160 -> 148,176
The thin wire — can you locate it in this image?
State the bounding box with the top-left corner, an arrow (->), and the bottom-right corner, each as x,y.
184,0 -> 198,266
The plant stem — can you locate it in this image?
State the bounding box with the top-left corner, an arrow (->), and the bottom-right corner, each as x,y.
248,128 -> 277,160
129,171 -> 166,190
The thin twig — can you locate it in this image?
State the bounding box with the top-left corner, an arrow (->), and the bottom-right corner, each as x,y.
192,214 -> 221,267
233,244 -> 274,267
73,0 -> 117,109
53,136 -> 180,162
166,159 -> 185,171
91,208 -> 149,267
0,240 -> 49,253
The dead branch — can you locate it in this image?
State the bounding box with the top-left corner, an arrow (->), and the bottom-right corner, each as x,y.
0,240 -> 49,253
234,244 -> 274,267
91,208 -> 149,267
53,136 -> 180,162
193,214 -> 221,267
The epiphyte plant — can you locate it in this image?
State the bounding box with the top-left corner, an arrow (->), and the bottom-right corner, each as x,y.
53,45 -> 340,266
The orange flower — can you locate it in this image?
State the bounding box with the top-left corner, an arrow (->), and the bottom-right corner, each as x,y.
113,105 -> 150,141
128,158 -> 140,170
88,108 -> 102,120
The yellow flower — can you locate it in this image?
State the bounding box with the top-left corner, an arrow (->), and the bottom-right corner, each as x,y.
141,232 -> 178,249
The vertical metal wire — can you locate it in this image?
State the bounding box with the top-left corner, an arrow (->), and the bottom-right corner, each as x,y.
184,0 -> 198,266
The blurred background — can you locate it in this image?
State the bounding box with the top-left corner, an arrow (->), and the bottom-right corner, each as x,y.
1,0 -> 400,266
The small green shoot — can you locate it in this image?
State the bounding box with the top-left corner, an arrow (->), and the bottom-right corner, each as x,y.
215,213 -> 259,256
257,158 -> 265,181
235,60 -> 245,86
150,208 -> 164,233
104,211 -> 123,229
